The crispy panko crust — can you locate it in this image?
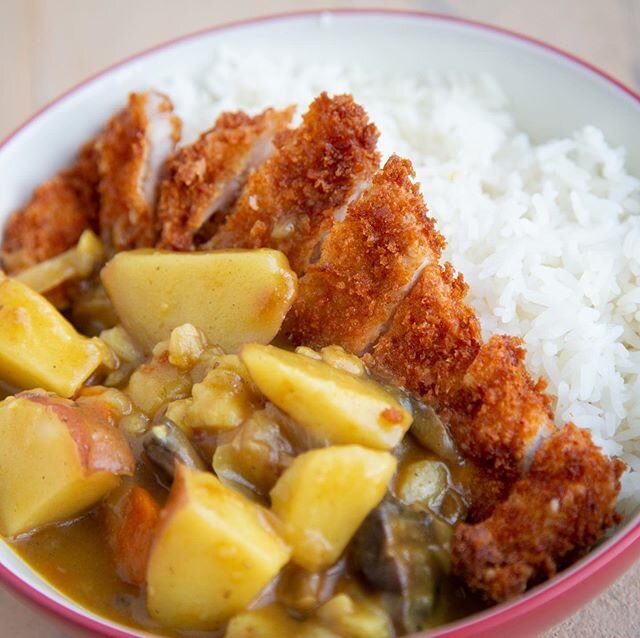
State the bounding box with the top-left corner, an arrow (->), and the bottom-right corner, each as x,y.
465,463 -> 514,524
97,92 -> 180,252
364,261 -> 481,406
442,335 -> 556,481
284,155 -> 445,355
209,92 -> 380,273
157,107 -> 294,250
452,423 -> 625,602
1,140 -> 100,273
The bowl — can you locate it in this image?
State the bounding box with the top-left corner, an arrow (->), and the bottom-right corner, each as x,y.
0,9 -> 639,638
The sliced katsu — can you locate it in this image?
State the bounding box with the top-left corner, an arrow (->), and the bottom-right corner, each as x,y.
156,107 -> 294,250
209,93 -> 380,274
284,155 -> 443,355
97,91 -> 181,252
1,139 -> 100,274
453,423 -> 624,601
364,261 -> 482,407
443,335 -> 556,480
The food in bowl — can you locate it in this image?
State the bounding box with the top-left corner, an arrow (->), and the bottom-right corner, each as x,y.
0,47 -> 637,637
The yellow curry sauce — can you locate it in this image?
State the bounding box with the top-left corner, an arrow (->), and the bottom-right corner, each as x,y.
0,249 -> 487,637
13,428 -> 486,638
11,381 -> 486,637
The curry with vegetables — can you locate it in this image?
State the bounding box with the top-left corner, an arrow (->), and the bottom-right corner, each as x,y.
0,246 -> 477,636
0,89 -> 624,637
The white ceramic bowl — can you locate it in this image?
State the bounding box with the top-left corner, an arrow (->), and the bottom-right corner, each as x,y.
0,10 -> 638,638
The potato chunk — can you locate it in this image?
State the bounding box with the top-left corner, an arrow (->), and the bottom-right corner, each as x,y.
317,593 -> 392,638
15,229 -> 104,295
146,464 -> 290,629
241,344 -> 411,449
225,605 -> 338,638
270,445 -> 396,571
101,249 -> 297,353
396,459 -> 451,509
0,273 -> 106,397
0,391 -> 134,537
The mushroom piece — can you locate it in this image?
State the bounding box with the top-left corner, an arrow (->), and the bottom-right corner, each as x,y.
212,408 -> 295,500
276,562 -> 344,615
410,401 -> 460,464
143,418 -> 208,482
350,497 -> 452,634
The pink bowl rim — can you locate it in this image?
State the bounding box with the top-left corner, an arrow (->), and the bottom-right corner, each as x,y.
0,8 -> 639,638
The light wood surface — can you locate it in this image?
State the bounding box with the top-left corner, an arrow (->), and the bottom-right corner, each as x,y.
0,1 -> 638,637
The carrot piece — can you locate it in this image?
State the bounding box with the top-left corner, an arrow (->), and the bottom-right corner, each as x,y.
105,484 -> 161,586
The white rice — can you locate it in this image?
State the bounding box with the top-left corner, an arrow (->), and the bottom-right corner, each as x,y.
155,49 -> 640,513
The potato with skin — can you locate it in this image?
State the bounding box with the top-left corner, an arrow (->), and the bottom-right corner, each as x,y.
101,249 -> 297,353
270,445 -> 397,572
241,344 -> 412,450
0,273 -> 106,397
146,464 -> 291,629
0,391 -> 134,537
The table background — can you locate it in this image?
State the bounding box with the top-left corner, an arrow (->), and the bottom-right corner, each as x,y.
0,1 -> 638,636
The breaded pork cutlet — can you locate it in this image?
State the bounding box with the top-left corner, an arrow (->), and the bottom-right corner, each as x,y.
443,335 -> 556,481
464,466 -> 514,524
209,93 -> 380,274
97,92 -> 181,252
366,266 -> 557,511
452,423 -> 625,602
284,155 -> 444,355
364,261 -> 482,407
1,140 -> 100,273
156,107 -> 294,250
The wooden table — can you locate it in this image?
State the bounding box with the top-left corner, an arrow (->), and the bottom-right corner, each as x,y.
0,1 -> 638,637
